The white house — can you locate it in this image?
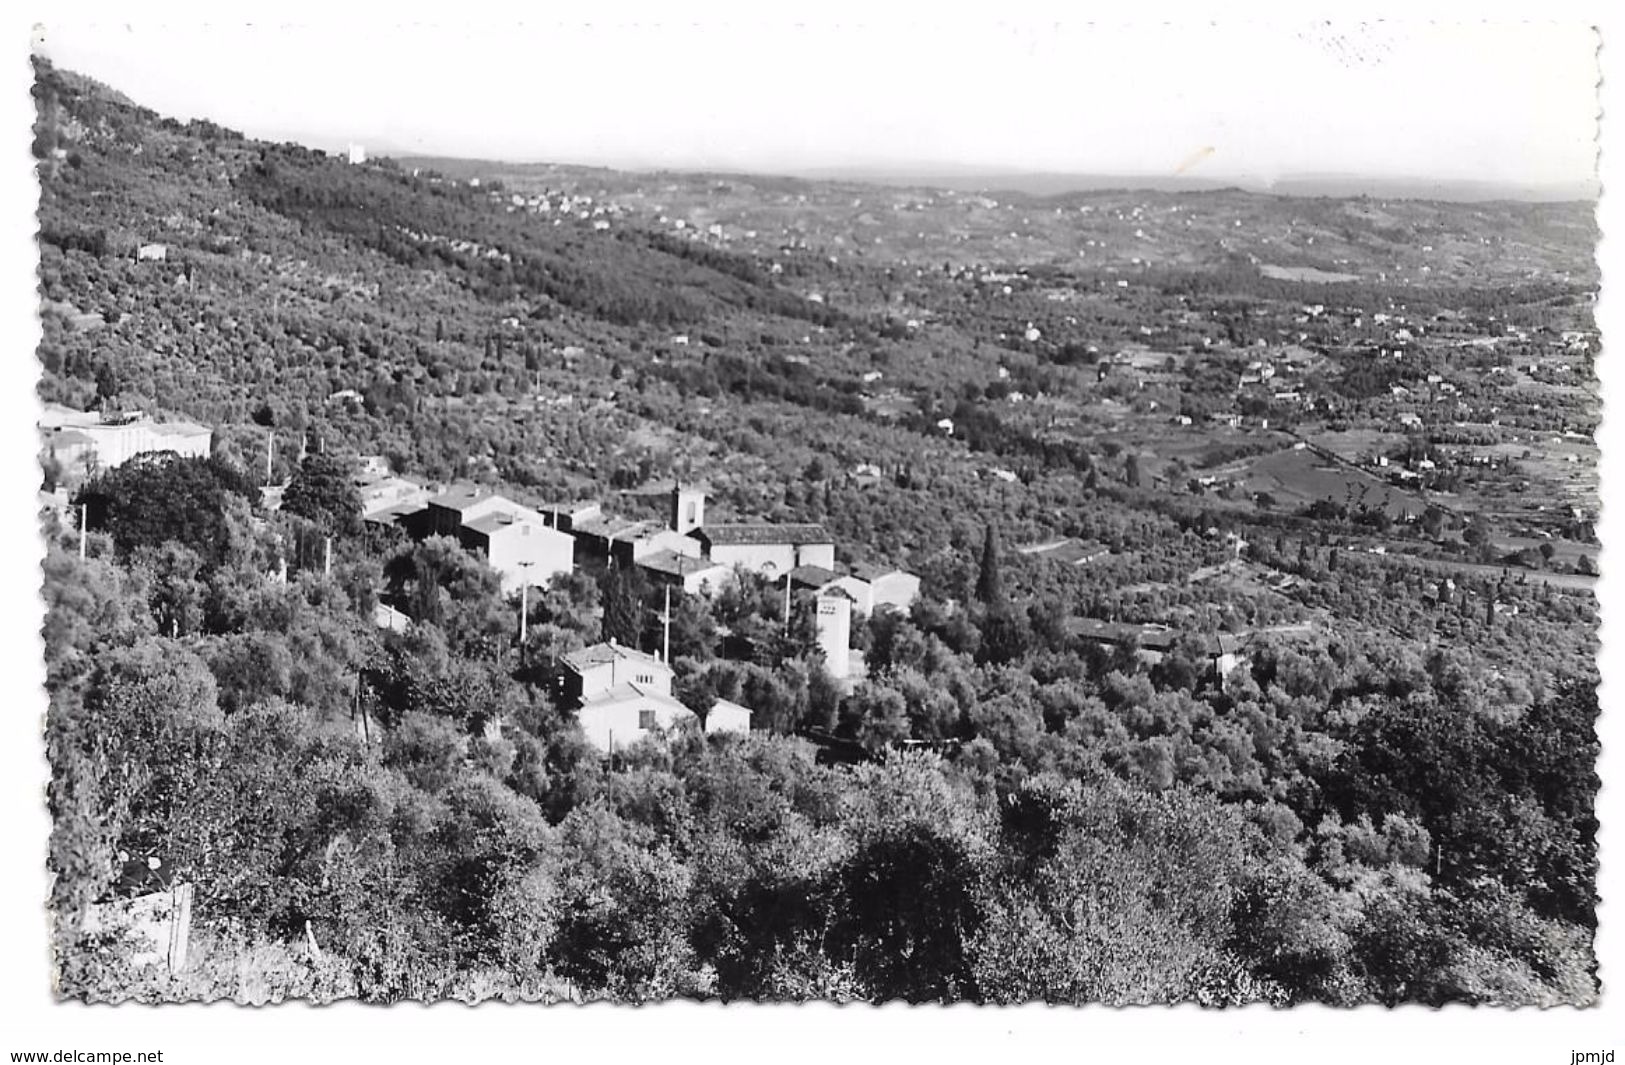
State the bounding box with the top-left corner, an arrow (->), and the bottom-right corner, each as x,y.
459,510 -> 574,594
575,684 -> 696,754
42,413 -> 213,481
636,549 -> 733,595
564,641 -> 693,753
425,487 -> 574,592
691,523 -> 836,576
704,698 -> 753,737
816,563 -> 920,616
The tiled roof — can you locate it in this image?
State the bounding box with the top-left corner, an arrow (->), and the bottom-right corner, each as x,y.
848,562 -> 912,582
428,484 -> 492,512
637,549 -> 726,578
697,523 -> 832,547
578,683 -> 691,715
789,564 -> 841,588
574,514 -> 665,541
464,509 -> 562,536
563,641 -> 668,673
363,500 -> 428,525
709,698 -> 754,719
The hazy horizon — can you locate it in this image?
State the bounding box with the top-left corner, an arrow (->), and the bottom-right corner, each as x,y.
35,20 -> 1600,199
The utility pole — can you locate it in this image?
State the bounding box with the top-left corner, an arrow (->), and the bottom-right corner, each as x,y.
661,584 -> 673,663
518,560 -> 534,661
784,570 -> 793,632
265,431 -> 274,486
323,536 -> 332,577
78,503 -> 87,560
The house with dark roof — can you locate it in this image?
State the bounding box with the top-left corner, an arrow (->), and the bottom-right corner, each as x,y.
1066,618 -> 1248,678
572,512 -> 699,570
841,563 -> 921,615
790,561 -> 920,616
637,548 -> 733,595
563,640 -> 673,702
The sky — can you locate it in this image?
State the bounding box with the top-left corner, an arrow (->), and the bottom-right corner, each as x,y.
33,18 -> 1600,190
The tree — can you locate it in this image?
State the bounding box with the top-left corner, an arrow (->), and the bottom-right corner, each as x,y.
601,565 -> 650,649
975,525 -> 1004,606
77,453 -> 257,566
281,454 -> 363,537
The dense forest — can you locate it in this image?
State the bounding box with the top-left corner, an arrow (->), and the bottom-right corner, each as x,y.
35,57 -> 1599,1004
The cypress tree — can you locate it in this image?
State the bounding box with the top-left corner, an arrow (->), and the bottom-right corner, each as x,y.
976,524 -> 1004,606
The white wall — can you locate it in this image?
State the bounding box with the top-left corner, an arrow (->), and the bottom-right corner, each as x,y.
705,701 -> 752,736
574,654 -> 673,701
816,594 -> 852,679
706,540 -> 835,575
576,694 -> 694,752
870,571 -> 920,612
486,521 -> 574,593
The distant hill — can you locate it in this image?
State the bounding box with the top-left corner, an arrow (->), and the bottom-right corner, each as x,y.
399,156 -> 1597,205
31,54 -> 1600,502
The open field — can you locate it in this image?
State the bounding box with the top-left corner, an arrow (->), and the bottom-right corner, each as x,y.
1239,445 -> 1428,519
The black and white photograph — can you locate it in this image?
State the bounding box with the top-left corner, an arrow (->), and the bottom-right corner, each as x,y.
5,6 -> 1623,1060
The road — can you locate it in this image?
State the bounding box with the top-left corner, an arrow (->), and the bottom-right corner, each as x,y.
1374,543 -> 1597,593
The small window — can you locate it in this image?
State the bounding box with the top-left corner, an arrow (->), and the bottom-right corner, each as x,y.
685,502 -> 697,523
638,710 -> 656,730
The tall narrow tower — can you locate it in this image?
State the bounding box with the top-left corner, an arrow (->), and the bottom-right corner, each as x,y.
670,482 -> 706,535
815,593 -> 852,680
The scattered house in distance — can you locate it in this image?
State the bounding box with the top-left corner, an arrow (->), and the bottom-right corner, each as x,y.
1016,537 -> 1111,568
136,243 -> 167,262
1066,618 -> 1309,679
1069,618 -> 1243,673
373,601 -> 411,633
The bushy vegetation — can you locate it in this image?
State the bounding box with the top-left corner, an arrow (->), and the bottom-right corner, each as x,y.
36,57 -> 1598,1005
